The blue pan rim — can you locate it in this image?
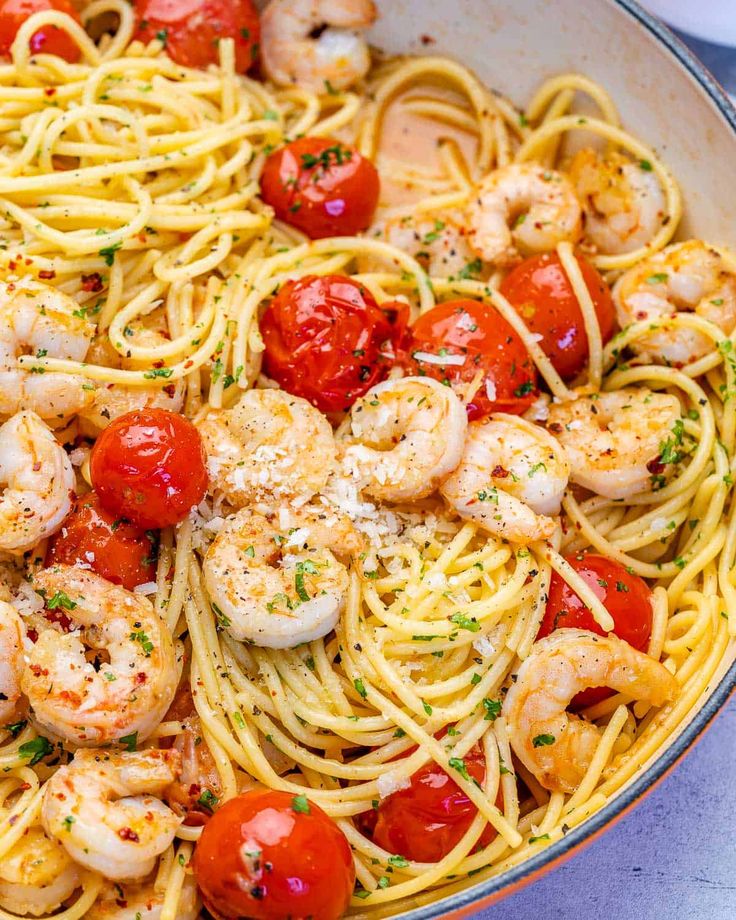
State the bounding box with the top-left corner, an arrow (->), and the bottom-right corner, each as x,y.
395,2 -> 736,916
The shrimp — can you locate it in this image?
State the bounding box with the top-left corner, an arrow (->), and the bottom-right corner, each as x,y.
503,628 -> 678,793
261,0 -> 376,92
86,876 -> 199,920
22,566 -> 179,746
341,376 -> 467,503
364,213 -> 477,278
0,410 -> 75,554
42,749 -> 182,882
613,240 -> 736,365
466,164 -> 582,266
569,148 -> 665,255
198,388 -> 337,507
440,413 -> 570,542
203,505 -> 362,648
0,827 -> 80,918
0,277 -> 95,421
0,601 -> 25,725
546,388 -> 682,500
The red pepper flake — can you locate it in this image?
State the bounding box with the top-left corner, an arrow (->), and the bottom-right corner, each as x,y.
152,359 -> 165,369
81,272 -> 103,293
44,87 -> 56,97
38,269 -> 56,280
163,384 -> 176,397
33,461 -> 41,471
420,34 -> 436,45
27,627 -> 38,643
117,827 -> 140,842
135,672 -> 148,685
491,465 -> 509,478
8,260 -> 16,271
647,458 -> 665,474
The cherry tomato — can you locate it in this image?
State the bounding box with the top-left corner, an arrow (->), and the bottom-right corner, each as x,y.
261,274 -> 409,413
260,137 -> 380,239
133,0 -> 260,72
500,252 -> 615,379
90,408 -> 208,530
538,552 -> 654,708
0,0 -> 81,61
193,789 -> 354,920
401,299 -> 538,420
356,745 -> 497,863
47,492 -> 157,591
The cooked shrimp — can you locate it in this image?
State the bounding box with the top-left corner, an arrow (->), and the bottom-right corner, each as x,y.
0,277 -> 95,421
22,566 -> 179,746
364,214 -> 477,278
0,827 -> 80,918
440,414 -> 569,542
261,0 -> 376,92
0,601 -> 24,725
86,876 -> 199,920
546,388 -> 682,500
569,148 -> 665,255
199,388 -> 336,507
341,376 -> 467,503
0,410 -> 75,554
504,628 -> 677,793
42,749 -> 182,882
613,240 -> 736,364
466,164 -> 582,266
203,505 -> 362,648
80,382 -> 184,435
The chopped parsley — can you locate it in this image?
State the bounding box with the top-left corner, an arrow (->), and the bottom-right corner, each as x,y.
18,735 -> 54,766
291,794 -> 311,814
532,733 -> 555,747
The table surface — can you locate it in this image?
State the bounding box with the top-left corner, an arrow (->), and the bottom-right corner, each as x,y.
476,24 -> 736,920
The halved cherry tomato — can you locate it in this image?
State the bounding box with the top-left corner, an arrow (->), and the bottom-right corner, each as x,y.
47,492 -> 157,591
261,274 -> 408,413
132,0 -> 260,72
193,789 -> 354,920
260,137 -> 380,239
500,252 -> 615,379
356,744 -> 498,863
0,0 -> 81,61
538,552 -> 654,708
90,408 -> 208,529
400,298 -> 538,420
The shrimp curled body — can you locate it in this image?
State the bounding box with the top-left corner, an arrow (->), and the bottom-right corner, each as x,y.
342,376 -> 468,503
22,566 -> 179,746
441,414 -> 569,542
503,628 -> 678,793
261,0 -> 376,92
0,827 -> 80,918
42,749 -> 182,882
0,600 -> 25,725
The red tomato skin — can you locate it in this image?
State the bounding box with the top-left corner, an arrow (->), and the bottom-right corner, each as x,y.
500,252 -> 615,380
358,746 -> 496,863
193,790 -> 355,920
401,299 -> 538,420
538,552 -> 654,707
90,408 -> 208,530
47,492 -> 156,590
260,137 -> 380,239
261,274 -> 409,413
133,0 -> 260,72
0,0 -> 81,61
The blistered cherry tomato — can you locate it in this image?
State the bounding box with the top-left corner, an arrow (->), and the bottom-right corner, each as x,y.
401,299 -> 538,420
261,274 -> 408,413
0,0 -> 81,61
47,492 -> 157,590
538,552 -> 654,707
500,252 -> 615,379
90,408 -> 207,529
356,745 -> 497,863
193,790 -> 354,920
133,0 -> 260,72
260,137 -> 380,238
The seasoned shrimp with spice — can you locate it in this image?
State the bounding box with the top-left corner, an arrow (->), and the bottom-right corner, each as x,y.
569,148 -> 666,255
546,388 -> 683,500
0,827 -> 81,918
203,505 -> 362,648
503,629 -> 678,793
0,410 -> 75,554
613,240 -> 736,364
261,0 -> 376,92
466,164 -> 582,266
0,600 -> 25,725
86,876 -> 199,920
341,376 -> 467,503
365,214 -> 477,278
198,388 -> 337,507
22,566 -> 179,747
42,749 -> 182,882
440,413 -> 570,542
0,277 -> 95,421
